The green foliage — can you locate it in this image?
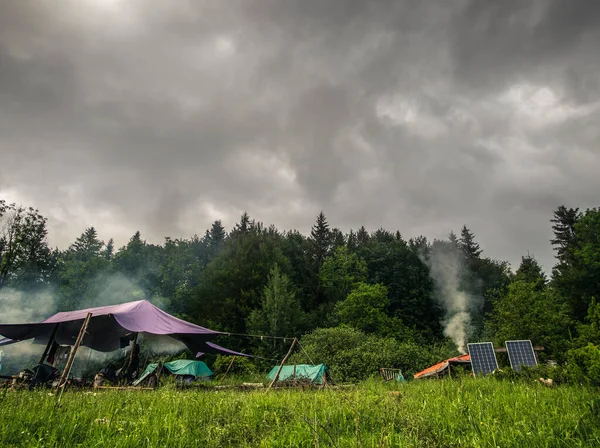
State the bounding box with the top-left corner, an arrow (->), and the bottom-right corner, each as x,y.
576,298 -> 600,346
212,354 -> 256,375
294,326 -> 455,382
490,280 -> 571,361
358,236 -> 442,337
319,246 -> 367,304
246,264 -> 306,337
1,380 -> 599,447
566,343 -> 600,386
0,201 -> 56,291
188,224 -> 290,333
459,225 -> 482,260
552,207 -> 600,322
56,227 -> 110,310
6,195 -> 600,392
335,282 -> 394,335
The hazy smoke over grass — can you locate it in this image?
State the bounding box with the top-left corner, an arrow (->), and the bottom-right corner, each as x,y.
423,243 -> 475,354
0,274 -> 180,374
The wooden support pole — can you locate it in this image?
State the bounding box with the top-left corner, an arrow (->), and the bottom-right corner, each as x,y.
128,333 -> 138,365
218,356 -> 237,386
266,337 -> 297,392
56,313 -> 92,390
122,332 -> 139,384
37,323 -> 60,366
30,323 -> 60,386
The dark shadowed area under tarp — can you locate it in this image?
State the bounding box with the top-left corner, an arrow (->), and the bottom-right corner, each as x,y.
0,300 -> 250,358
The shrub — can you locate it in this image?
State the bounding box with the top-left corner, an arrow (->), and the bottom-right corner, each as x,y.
213,355 -> 256,375
566,343 -> 600,386
292,325 -> 456,382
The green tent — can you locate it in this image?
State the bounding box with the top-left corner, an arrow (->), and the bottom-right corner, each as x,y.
133,360 -> 212,386
266,363 -> 328,385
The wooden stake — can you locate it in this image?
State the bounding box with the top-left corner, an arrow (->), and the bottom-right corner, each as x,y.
218,356 -> 237,386
266,337 -> 297,392
56,313 -> 92,390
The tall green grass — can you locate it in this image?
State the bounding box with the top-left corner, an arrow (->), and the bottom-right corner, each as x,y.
0,378 -> 598,447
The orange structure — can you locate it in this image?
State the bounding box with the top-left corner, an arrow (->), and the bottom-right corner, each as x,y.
413,354 -> 471,379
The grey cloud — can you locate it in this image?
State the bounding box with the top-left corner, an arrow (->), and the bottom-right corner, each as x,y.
0,0 -> 599,272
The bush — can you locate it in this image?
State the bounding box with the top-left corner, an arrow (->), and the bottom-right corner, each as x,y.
291,325 -> 456,383
212,355 -> 256,375
566,343 -> 600,386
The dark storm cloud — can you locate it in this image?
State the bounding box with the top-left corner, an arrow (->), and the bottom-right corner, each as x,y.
0,0 -> 599,271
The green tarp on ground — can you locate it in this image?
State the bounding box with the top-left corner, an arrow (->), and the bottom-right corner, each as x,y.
266,363 -> 328,385
133,360 -> 212,386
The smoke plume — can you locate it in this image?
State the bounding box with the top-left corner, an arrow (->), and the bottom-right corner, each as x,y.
422,241 -> 477,354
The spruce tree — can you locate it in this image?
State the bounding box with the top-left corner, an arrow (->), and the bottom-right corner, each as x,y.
356,226 -> 370,247
309,211 -> 332,267
550,205 -> 579,267
70,227 -> 104,260
459,225 -> 482,260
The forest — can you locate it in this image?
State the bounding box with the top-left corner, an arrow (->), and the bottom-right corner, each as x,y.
1,198 -> 599,383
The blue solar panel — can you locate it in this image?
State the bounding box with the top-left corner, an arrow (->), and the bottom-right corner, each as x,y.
505,340 -> 537,372
467,342 -> 498,377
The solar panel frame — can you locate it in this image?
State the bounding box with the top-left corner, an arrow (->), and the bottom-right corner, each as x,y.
467,342 -> 499,377
505,340 -> 537,372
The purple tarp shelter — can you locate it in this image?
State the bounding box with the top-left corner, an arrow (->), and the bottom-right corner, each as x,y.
0,299 -> 249,357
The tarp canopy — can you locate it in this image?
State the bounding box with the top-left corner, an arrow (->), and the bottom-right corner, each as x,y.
133,360 -> 213,386
413,354 -> 471,379
0,300 -> 249,358
267,364 -> 328,385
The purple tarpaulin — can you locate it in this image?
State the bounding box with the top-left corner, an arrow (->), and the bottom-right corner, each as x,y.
0,300 -> 250,357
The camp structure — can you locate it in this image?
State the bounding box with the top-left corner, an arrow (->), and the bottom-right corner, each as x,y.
0,299 -> 249,387
266,363 -> 328,386
132,359 -> 213,387
413,354 -> 471,379
0,299 -> 248,356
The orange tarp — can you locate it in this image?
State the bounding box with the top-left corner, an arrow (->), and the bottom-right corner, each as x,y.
413,354 -> 471,379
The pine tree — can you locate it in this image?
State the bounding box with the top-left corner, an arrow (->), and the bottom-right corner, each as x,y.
103,238 -> 115,260
448,231 -> 459,248
515,254 -> 546,288
373,228 -> 394,243
347,230 -> 357,251
331,228 -> 345,249
550,206 -> 579,267
232,212 -> 251,237
309,211 -> 332,267
208,220 -> 226,248
356,226 -> 370,247
70,227 -> 104,260
459,225 -> 482,260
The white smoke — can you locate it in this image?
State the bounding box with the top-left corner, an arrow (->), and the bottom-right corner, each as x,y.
0,274 -> 177,375
422,242 -> 475,354
0,288 -> 57,324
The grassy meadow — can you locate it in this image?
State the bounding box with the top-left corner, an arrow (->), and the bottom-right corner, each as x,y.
0,377 -> 599,447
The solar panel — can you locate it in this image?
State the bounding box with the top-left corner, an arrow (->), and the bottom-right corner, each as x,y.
467,342 -> 498,377
505,340 -> 537,372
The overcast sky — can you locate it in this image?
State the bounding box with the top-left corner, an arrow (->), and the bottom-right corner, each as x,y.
1,0 -> 599,272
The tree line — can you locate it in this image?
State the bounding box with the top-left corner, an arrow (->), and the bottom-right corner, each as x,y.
1,199 -> 599,383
